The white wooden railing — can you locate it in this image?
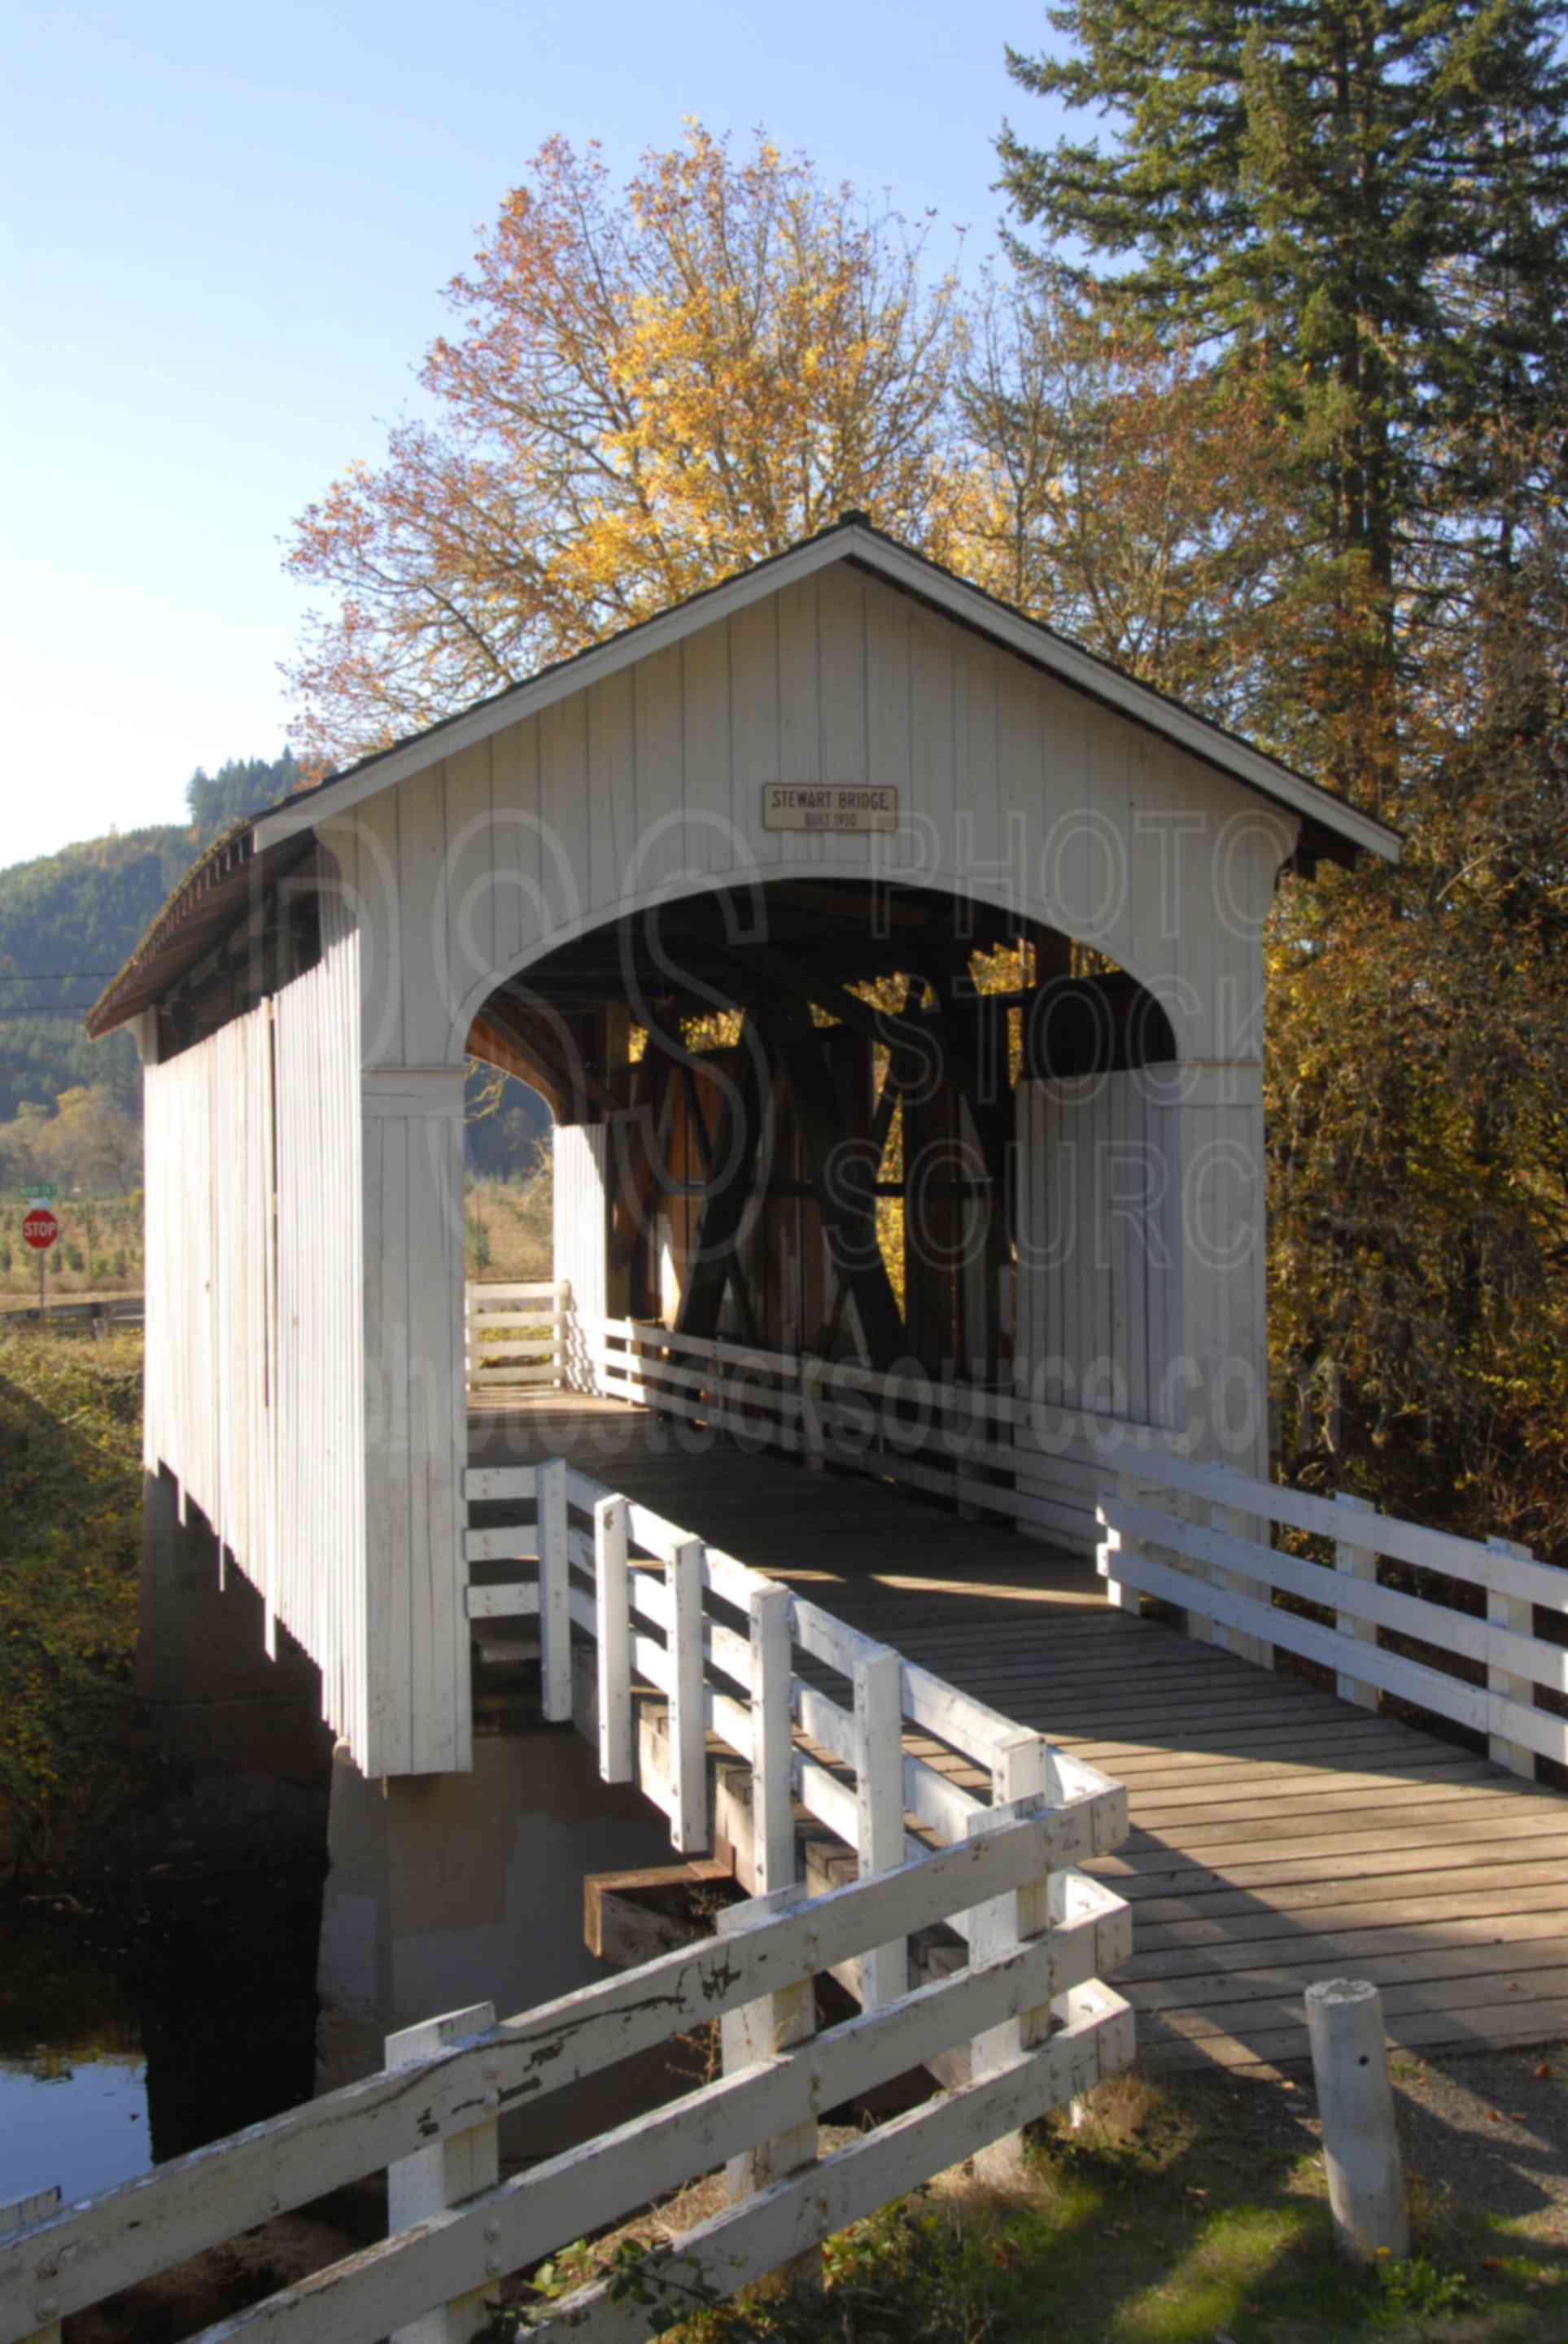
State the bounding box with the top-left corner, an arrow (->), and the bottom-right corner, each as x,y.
1,1467 -> 1132,2344
575,1312 -> 1188,1555
0,1802 -> 1131,2344
1096,1454 -> 1568,1782
465,1279 -> 565,1391
566,1310 -> 1567,1787
465,1460 -> 1128,1888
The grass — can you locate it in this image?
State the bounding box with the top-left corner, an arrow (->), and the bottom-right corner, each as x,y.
0,1322 -> 150,1874
487,2067 -> 1566,2344
465,1169 -> 553,1284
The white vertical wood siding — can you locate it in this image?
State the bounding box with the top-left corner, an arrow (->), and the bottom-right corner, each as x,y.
1012,1071 -> 1182,1554
141,886 -> 373,1769
1014,1072 -> 1177,1431
273,888 -> 369,1765
553,1122 -> 609,1392
343,571 -> 1299,1082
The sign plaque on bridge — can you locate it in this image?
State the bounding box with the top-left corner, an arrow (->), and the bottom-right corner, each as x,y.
762,782 -> 898,835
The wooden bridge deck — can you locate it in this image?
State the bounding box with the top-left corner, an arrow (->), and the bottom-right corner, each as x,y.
470,1395 -> 1568,2075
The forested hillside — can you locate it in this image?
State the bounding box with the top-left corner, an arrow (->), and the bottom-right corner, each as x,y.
0,753 -> 299,1148
0,745 -> 547,1196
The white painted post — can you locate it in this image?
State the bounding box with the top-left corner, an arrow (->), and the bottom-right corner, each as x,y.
1304,1980 -> 1409,2263
1097,1485 -> 1138,1612
670,1537 -> 708,1852
2,2188 -> 62,2343
965,1733 -> 1054,2182
717,1884 -> 821,2294
1334,1492 -> 1379,1711
1487,1535 -> 1538,1780
595,1494 -> 631,1782
537,1458 -> 571,1722
386,2002 -> 500,2343
853,1645 -> 909,2007
749,1584 -> 796,1893
1168,1489 -> 1218,1647
1211,1493 -> 1274,1672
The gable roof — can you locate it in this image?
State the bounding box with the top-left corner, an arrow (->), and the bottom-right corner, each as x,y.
86,514 -> 1398,1039
253,514 -> 1400,866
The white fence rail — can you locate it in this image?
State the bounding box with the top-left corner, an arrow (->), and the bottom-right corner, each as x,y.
1096,1452 -> 1568,1782
465,1279 -> 565,1391
575,1311 -> 1187,1555
2,1463 -> 1132,2344
562,1307 -> 1567,1787
465,1459 -> 1128,1882
0,1803 -> 1131,2344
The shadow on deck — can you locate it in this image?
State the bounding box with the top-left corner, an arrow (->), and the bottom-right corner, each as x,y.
470,1392 -> 1568,2076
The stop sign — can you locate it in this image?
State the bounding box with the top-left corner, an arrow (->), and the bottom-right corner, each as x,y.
22,1208 -> 59,1252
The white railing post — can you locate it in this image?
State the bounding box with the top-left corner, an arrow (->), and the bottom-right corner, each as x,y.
966,1734 -> 1055,2183
1334,1492 -> 1379,1711
1210,1489 -> 1275,1671
716,1883 -> 821,2294
853,1645 -> 909,2007
2,2189 -> 61,2343
386,2002 -> 499,2344
749,1584 -> 796,1893
1487,1535 -> 1538,1780
595,1494 -> 632,1782
670,1537 -> 709,1852
537,1458 -> 571,1722
1098,1476 -> 1147,1610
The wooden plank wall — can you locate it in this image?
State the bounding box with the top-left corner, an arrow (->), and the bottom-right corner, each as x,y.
554,1122 -> 609,1393
273,880 -> 369,1763
1013,1071 -> 1179,1552
1015,1073 -> 1174,1427
142,871 -> 375,1770
353,570 -> 1296,1076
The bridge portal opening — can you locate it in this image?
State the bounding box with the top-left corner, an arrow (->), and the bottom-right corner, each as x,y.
465,875 -> 1177,1393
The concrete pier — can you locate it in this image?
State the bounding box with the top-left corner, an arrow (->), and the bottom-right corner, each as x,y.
315,1730 -> 679,2161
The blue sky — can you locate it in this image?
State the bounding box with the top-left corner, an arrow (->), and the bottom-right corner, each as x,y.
2,0 -> 1072,868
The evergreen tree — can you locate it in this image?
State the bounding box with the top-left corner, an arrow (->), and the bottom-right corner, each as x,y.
999,0 -> 1568,804
185,748 -> 301,832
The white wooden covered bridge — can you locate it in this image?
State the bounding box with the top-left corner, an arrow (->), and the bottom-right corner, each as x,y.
87,512 -> 1395,1785
25,514 -> 1566,2342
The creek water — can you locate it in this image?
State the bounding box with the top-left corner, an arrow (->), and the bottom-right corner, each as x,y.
1,1858 -> 325,2214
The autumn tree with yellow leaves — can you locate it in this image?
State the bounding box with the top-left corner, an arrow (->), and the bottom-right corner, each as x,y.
287,127 -> 966,768
286,114 -> 1568,1558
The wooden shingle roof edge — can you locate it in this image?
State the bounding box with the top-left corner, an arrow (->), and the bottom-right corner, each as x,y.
82,820 -> 317,1039
85,515 -> 1400,1039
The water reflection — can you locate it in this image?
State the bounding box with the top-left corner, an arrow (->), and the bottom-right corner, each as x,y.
0,2054 -> 151,2206
2,1858 -> 324,2213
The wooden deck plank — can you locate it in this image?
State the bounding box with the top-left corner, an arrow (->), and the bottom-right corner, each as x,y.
470,1394 -> 1568,2071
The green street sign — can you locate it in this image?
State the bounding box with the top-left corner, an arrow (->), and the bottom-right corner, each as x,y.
22,1183 -> 57,1203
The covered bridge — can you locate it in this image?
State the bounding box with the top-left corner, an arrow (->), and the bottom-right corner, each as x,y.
88,514 -> 1395,1793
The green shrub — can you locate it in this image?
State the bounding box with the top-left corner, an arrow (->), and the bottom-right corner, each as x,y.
0,1327 -> 147,1871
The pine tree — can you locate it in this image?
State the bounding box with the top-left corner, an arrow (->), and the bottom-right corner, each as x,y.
999,0 -> 1568,804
